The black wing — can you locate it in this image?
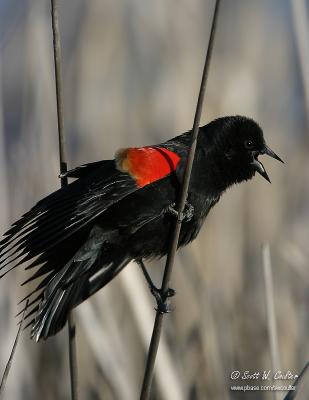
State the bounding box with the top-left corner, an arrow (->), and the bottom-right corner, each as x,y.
0,160 -> 139,278
59,160 -> 111,179
0,135 -> 190,282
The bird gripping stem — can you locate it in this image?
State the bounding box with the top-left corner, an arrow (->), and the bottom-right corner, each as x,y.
139,1 -> 221,398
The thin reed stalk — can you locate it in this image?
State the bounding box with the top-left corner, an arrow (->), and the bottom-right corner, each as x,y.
139,1 -> 221,398
0,300 -> 29,400
290,0 -> 309,131
284,362 -> 309,400
262,244 -> 281,400
50,1 -> 78,399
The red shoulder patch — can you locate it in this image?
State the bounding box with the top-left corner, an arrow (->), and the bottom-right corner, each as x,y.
116,146 -> 181,187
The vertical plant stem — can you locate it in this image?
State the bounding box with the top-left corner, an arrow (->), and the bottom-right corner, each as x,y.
284,362 -> 309,400
262,244 -> 281,400
290,0 -> 309,131
0,300 -> 29,400
67,312 -> 78,400
139,1 -> 221,399
51,0 -> 66,173
50,1 -> 78,399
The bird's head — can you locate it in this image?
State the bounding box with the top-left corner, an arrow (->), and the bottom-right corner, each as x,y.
203,116 -> 283,186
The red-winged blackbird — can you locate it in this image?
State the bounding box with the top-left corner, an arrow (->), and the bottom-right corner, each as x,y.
0,116 -> 282,341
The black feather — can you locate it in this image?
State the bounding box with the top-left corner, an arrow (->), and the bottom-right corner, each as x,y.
0,116 -> 282,340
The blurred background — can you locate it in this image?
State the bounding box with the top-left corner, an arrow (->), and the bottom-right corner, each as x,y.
0,0 -> 308,399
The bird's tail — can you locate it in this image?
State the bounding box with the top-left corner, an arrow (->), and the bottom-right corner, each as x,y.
28,234 -> 131,341
30,272 -> 85,341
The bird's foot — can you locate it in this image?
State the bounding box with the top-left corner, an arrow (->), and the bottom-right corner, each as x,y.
137,260 -> 176,314
150,286 -> 176,314
166,201 -> 194,222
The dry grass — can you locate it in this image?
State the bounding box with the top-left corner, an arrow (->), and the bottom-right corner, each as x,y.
0,1 -> 308,399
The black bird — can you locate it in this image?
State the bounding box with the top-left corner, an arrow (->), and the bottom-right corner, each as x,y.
0,116 -> 283,341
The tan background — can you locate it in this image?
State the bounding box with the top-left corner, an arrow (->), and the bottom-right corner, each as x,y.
0,0 -> 308,399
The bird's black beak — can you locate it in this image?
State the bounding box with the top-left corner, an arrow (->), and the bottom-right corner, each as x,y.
251,145 -> 283,183
263,145 -> 284,163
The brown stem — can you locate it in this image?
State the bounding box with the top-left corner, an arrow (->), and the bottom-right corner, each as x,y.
139,1 -> 221,398
51,1 -> 78,399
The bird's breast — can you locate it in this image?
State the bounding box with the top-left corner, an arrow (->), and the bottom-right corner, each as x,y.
178,190 -> 220,247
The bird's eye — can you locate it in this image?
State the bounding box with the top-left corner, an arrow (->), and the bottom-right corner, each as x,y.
244,140 -> 254,149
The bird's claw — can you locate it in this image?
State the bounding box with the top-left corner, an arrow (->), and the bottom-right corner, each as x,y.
166,201 -> 194,222
150,286 -> 176,314
137,259 -> 176,314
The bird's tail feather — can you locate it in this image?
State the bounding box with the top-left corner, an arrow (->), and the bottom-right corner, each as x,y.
29,243 -> 131,341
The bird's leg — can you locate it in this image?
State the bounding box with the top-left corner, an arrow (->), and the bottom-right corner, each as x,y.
137,260 -> 176,314
166,200 -> 194,222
